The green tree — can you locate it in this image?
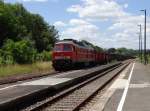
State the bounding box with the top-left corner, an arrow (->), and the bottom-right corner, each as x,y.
13,40 -> 37,63
81,40 -> 103,52
0,2 -> 59,51
116,47 -> 128,55
94,46 -> 103,52
2,39 -> 37,64
31,15 -> 58,51
107,48 -> 116,54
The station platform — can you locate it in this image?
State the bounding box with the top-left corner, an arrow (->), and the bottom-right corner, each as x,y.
104,61 -> 150,111
0,62 -> 120,111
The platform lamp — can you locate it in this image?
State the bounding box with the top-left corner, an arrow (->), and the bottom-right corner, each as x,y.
140,9 -> 147,65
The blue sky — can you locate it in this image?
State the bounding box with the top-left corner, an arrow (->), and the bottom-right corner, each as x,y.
4,0 -> 150,49
5,0 -> 80,24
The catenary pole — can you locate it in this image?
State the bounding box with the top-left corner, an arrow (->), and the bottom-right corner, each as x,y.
140,9 -> 147,65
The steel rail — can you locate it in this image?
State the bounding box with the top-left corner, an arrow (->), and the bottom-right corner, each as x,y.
22,61 -> 130,111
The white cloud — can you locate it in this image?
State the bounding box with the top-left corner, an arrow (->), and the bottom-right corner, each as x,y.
124,4 -> 128,8
62,0 -> 150,49
17,0 -> 52,2
67,0 -> 128,21
69,19 -> 90,26
108,15 -> 144,31
54,21 -> 66,27
61,19 -> 101,44
67,5 -> 81,13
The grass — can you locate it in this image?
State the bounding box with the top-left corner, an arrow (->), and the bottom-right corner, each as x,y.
137,55 -> 150,64
0,61 -> 53,78
148,55 -> 150,63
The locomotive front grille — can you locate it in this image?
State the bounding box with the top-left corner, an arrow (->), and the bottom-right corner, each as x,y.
53,59 -> 72,70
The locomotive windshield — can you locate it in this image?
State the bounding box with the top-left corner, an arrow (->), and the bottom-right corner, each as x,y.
63,44 -> 72,51
54,44 -> 62,51
54,44 -> 72,51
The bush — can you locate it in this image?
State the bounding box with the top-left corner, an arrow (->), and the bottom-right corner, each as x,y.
0,56 -> 3,65
0,50 -> 3,65
0,48 -> 14,65
42,51 -> 52,61
36,53 -> 43,62
2,51 -> 14,64
13,40 -> 37,63
2,39 -> 37,64
36,51 -> 51,61
0,39 -> 52,65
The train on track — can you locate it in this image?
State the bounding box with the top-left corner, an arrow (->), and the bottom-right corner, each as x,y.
52,39 -> 132,71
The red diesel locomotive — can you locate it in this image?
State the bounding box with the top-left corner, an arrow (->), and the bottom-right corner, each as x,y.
52,39 -> 110,71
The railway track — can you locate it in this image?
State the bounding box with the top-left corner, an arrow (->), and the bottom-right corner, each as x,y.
21,61 -> 131,111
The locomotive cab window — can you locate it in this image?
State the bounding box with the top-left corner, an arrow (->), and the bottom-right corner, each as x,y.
54,44 -> 62,51
63,44 -> 72,51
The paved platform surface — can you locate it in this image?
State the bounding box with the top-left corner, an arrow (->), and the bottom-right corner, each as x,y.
0,69 -> 83,104
0,62 -> 120,110
104,61 -> 150,111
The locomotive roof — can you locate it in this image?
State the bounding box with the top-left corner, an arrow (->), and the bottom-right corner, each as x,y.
56,39 -> 94,50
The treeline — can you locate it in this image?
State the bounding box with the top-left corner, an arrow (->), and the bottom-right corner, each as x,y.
81,40 -> 103,52
0,1 -> 58,64
107,48 -> 138,56
81,40 -> 137,57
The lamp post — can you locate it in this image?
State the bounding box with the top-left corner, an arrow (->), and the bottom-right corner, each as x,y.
138,24 -> 142,62
140,9 -> 147,65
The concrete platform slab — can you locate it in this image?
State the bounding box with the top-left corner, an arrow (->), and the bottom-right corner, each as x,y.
123,88 -> 150,111
104,62 -> 150,111
20,77 -> 71,86
104,89 -> 124,111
